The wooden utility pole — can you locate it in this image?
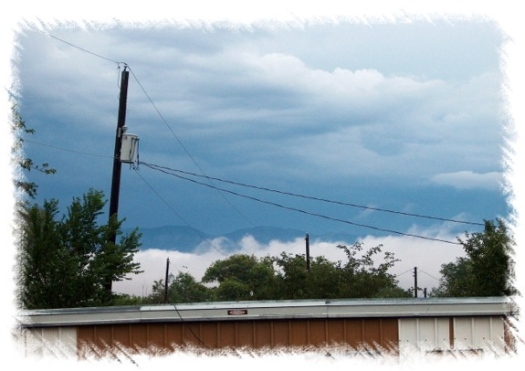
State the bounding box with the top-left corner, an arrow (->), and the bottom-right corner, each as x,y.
164,258 -> 170,304
305,233 -> 310,272
105,67 -> 130,295
109,66 -> 129,221
413,267 -> 418,298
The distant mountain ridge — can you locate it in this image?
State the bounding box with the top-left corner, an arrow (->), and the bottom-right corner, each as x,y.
123,225 -> 358,253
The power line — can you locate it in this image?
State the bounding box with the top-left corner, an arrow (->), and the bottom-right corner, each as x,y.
140,162 -> 482,227
23,29 -> 480,245
132,169 -> 228,257
140,162 -> 462,246
17,33 -> 230,256
127,63 -> 309,250
19,28 -> 315,254
394,269 -> 413,278
22,137 -> 472,246
20,31 -> 215,349
127,66 -> 265,233
27,24 -> 125,66
25,25 -> 264,235
24,139 -> 115,159
418,269 -> 442,282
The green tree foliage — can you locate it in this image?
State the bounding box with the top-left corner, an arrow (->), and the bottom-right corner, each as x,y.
272,253 -> 309,299
273,243 -> 409,300
112,294 -> 145,306
10,103 -> 56,199
432,219 -> 516,297
17,189 -> 142,309
202,254 -> 276,301
147,272 -> 211,304
193,243 -> 409,302
12,104 -> 143,309
336,242 -> 405,298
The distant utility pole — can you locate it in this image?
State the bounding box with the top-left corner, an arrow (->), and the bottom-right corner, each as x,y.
105,66 -> 130,295
164,258 -> 170,304
413,267 -> 418,298
305,233 -> 310,272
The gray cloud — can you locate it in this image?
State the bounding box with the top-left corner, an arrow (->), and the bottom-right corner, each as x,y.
431,170 -> 504,191
15,21 -> 508,237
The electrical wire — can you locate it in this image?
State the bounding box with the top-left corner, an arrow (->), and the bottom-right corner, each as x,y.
23,26 -> 457,350
394,269 -> 413,278
140,162 -> 483,227
23,136 -> 467,246
140,162 -> 462,246
418,269 -> 442,282
127,67 -> 263,231
22,28 -> 482,231
27,24 -> 125,66
23,26 -> 267,242
15,39 -> 219,348
24,29 -> 473,247
23,139 -> 115,159
132,169 -> 228,257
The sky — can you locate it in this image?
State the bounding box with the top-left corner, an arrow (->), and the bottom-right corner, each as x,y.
15,21 -> 508,238
2,0 -> 525,369
10,17 -> 511,294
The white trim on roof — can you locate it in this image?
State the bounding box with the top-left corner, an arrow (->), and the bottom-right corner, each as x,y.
18,297 -> 517,328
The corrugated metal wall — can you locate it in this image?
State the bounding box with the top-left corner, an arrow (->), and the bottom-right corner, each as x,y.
398,316 -> 509,355
453,317 -> 506,350
21,327 -> 77,358
77,318 -> 399,355
20,314 -> 513,358
399,317 -> 452,352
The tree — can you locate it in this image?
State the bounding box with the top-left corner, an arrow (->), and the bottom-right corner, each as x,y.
12,104 -> 142,309
147,272 -> 211,304
432,219 -> 516,297
10,103 -> 56,199
336,242 -> 406,298
202,254 -> 277,301
273,253 -> 309,299
17,189 -> 142,309
169,272 -> 210,303
199,244 -> 409,302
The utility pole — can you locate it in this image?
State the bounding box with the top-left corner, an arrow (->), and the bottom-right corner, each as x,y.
413,267 -> 418,298
305,233 -> 310,271
109,66 -> 129,222
164,258 -> 170,304
105,66 -> 130,295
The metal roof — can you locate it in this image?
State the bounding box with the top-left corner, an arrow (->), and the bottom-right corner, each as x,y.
18,297 -> 517,328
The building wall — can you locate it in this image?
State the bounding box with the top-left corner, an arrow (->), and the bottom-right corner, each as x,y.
76,317 -> 399,356
21,327 -> 77,359
398,316 -> 509,356
19,298 -> 515,358
453,317 -> 506,350
399,317 -> 451,353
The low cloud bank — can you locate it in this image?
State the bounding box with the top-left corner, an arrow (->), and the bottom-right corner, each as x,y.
114,225 -> 464,297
